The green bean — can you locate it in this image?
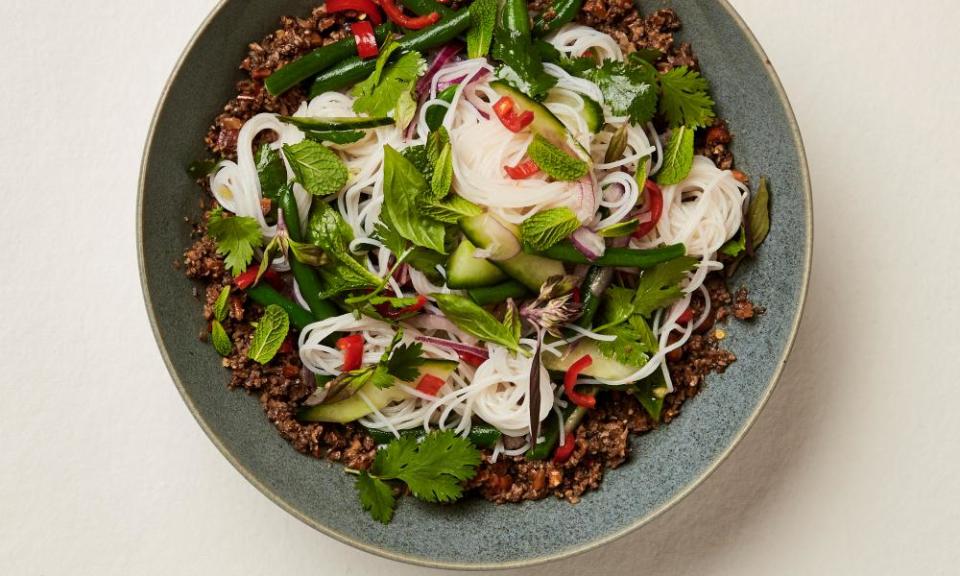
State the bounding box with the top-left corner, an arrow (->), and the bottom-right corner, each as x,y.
577,266 -> 612,328
539,242 -> 687,267
365,424 -> 502,448
278,189 -> 339,321
264,24 -> 393,96
532,0 -> 584,36
309,8 -> 472,97
527,389 -> 595,460
467,280 -> 531,306
246,284 -> 316,330
400,0 -> 455,18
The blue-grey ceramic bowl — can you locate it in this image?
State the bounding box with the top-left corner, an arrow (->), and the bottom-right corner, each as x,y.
138,0 -> 811,569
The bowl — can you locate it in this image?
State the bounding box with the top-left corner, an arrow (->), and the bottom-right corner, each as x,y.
138,0 -> 812,568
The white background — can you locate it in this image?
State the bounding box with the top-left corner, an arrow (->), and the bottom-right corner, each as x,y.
2,0 -> 959,574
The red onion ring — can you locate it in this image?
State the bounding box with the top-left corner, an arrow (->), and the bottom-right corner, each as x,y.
570,227 -> 606,261
415,336 -> 489,359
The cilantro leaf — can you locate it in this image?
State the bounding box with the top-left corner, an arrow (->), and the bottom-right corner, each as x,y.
467,0 -> 497,59
358,430 -> 481,522
597,322 -> 651,368
353,43 -> 426,128
520,207 -> 581,251
658,66 -> 715,129
657,126 -> 694,185
382,145 -> 447,254
527,134 -> 590,181
356,471 -> 396,524
720,226 -> 747,257
210,320 -> 233,357
597,286 -> 636,327
432,293 -> 521,352
385,342 -> 427,382
282,141 -> 348,196
633,256 -> 698,317
213,286 -> 231,323
585,59 -> 658,125
247,305 -> 290,364
208,215 -> 264,275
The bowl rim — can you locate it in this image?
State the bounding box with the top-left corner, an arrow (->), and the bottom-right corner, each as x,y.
137,0 -> 813,569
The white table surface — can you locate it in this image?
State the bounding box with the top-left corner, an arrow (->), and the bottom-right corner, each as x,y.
2,0 -> 959,573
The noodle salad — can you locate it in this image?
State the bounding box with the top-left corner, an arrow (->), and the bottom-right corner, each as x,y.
189,0 -> 771,523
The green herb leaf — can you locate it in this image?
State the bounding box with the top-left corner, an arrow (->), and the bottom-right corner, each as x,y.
353,42 -> 427,128
604,124 -> 629,163
597,322 -> 651,368
432,293 -> 521,352
527,134 -> 590,181
657,66 -> 715,129
520,207 -> 581,251
467,0 -> 497,59
365,430 -> 482,512
385,342 -> 428,383
255,143 -> 287,202
208,215 -> 264,275
356,471 -> 396,524
282,140 -> 348,196
421,195 -> 484,223
382,145 -> 447,254
656,126 -> 694,185
629,48 -> 663,65
303,130 -> 365,145
503,299 -> 522,342
720,226 -> 747,257
491,2 -> 557,99
748,177 -> 770,253
633,256 -> 698,317
585,59 -> 658,125
210,320 -> 233,357
247,305 -> 290,364
307,202 -> 381,296
631,367 -> 668,422
597,219 -> 639,238
187,158 -> 218,179
213,286 -> 231,323
598,286 -> 636,327
428,128 -> 453,198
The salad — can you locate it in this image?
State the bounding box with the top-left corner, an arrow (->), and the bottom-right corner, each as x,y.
184,0 -> 770,523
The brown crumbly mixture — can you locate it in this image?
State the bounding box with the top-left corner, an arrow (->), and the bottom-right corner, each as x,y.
186,2 -> 756,504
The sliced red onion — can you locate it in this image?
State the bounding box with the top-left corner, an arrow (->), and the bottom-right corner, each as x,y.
416,43 -> 464,97
570,227 -> 606,261
436,74 -> 467,92
573,175 -> 598,223
415,336 -> 489,360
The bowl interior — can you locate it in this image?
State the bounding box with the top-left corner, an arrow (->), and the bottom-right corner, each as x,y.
139,0 -> 810,568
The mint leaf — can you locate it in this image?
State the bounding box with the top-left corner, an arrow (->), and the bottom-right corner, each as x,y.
748,177 -> 770,253
282,141 -> 348,196
208,215 -> 264,275
247,305 -> 290,364
255,143 -> 286,205
585,59 -> 658,125
353,44 -> 426,127
657,126 -> 694,185
432,293 -> 521,352
210,320 -> 233,357
520,207 -> 580,251
213,286 -> 231,322
527,134 -> 589,181
633,256 -> 698,317
467,0 -> 497,59
658,66 -> 715,129
356,471 -> 395,524
307,202 -> 380,296
382,145 -> 447,254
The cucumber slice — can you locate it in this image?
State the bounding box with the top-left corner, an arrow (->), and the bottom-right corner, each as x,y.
490,81 -> 569,144
460,213 -> 566,291
446,239 -> 507,289
581,95 -> 605,133
297,359 -> 458,423
542,340 -> 642,381
279,115 -> 395,131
